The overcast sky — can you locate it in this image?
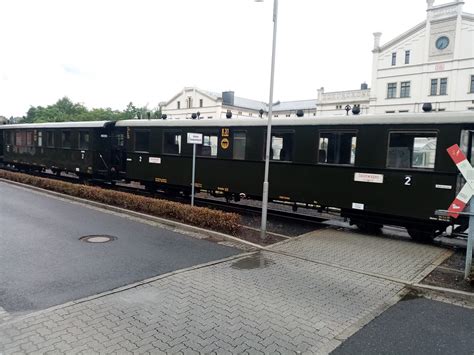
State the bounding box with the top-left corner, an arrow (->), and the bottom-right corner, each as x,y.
1,0 -> 473,117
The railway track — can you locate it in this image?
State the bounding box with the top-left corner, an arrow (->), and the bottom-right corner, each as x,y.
0,165 -> 468,248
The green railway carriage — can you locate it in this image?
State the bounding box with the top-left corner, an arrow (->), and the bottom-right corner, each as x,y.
1,121 -> 121,179
0,127 -> 4,163
117,112 -> 474,241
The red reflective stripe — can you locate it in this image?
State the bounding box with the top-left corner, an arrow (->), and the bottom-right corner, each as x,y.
447,144 -> 467,165
447,198 -> 466,219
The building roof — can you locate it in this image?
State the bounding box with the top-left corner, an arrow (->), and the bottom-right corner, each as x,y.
167,87 -> 316,113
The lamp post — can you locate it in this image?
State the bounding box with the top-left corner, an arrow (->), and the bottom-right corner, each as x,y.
256,0 -> 278,240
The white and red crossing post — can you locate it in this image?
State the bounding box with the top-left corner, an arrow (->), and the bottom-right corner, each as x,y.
446,144 -> 474,280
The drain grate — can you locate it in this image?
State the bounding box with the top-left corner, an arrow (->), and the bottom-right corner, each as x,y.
79,235 -> 117,243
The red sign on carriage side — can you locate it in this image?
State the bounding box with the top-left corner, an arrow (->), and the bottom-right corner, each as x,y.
446,144 -> 474,218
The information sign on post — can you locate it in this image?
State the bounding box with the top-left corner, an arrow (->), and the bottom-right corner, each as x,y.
446,144 -> 474,280
187,133 -> 203,206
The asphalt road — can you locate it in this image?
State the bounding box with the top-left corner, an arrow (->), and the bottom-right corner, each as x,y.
332,297 -> 474,355
0,181 -> 239,314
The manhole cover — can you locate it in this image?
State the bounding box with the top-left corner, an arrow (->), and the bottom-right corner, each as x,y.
79,235 -> 116,243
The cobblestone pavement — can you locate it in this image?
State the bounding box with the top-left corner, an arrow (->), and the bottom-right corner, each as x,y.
0,230 -> 450,354
271,229 -> 450,282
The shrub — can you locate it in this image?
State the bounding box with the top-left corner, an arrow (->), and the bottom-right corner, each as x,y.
0,170 -> 241,235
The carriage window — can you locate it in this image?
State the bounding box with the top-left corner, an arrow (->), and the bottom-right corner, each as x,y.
318,132 -> 357,165
233,132 -> 246,160
61,131 -> 72,148
197,133 -> 218,157
26,131 -> 34,147
134,131 -> 150,152
37,132 -> 43,147
115,134 -> 124,147
46,131 -> 54,147
79,131 -> 90,150
469,132 -> 474,167
270,132 -> 294,161
15,131 -> 26,147
387,132 -> 437,169
5,131 -> 12,145
163,132 -> 181,155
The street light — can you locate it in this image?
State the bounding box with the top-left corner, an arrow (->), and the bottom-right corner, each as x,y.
255,0 -> 278,240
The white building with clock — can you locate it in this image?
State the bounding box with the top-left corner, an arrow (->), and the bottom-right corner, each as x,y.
369,0 -> 474,114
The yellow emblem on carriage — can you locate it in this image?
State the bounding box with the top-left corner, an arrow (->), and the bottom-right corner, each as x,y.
221,138 -> 230,150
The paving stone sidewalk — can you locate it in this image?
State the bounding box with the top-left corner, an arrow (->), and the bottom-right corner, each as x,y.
271,229 -> 449,282
0,230 -> 449,354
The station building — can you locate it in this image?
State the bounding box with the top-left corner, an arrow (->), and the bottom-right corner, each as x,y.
369,0 -> 474,114
161,1 -> 473,119
161,87 -> 317,120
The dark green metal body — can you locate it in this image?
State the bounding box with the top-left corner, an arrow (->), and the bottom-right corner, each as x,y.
122,120 -> 474,231
1,123 -> 118,178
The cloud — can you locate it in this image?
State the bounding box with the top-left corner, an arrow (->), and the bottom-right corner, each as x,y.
62,64 -> 82,76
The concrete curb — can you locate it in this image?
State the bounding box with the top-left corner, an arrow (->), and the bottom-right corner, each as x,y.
410,283 -> 474,298
0,178 -> 264,251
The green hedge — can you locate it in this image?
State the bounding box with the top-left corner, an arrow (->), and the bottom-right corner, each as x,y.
0,170 -> 241,235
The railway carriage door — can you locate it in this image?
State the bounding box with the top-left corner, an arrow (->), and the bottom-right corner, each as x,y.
111,128 -> 127,175
460,130 -> 474,167
469,131 -> 474,167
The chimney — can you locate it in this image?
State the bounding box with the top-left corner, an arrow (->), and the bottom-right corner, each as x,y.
361,82 -> 368,90
427,0 -> 435,9
222,91 -> 235,106
317,87 -> 324,100
373,32 -> 382,50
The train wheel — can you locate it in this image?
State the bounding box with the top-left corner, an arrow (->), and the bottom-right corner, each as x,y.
354,221 -> 383,235
407,228 -> 435,243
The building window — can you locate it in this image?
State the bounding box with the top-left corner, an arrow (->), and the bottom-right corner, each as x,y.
177,101 -> 181,109
318,132 -> 357,165
163,132 -> 181,155
400,81 -> 411,98
200,99 -> 203,108
387,132 -> 437,169
233,132 -> 246,160
197,133 -> 218,157
286,114 -> 291,117
405,50 -> 410,64
187,97 -> 193,109
430,79 -> 438,96
391,52 -> 397,66
270,132 -> 294,161
78,131 -> 90,150
61,131 -> 72,148
134,130 -> 150,152
470,75 -> 474,93
440,78 -> 448,95
387,83 -> 397,98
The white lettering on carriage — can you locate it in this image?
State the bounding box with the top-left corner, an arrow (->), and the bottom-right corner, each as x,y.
149,157 -> 161,164
435,184 -> 452,190
354,172 -> 384,184
352,202 -> 365,210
